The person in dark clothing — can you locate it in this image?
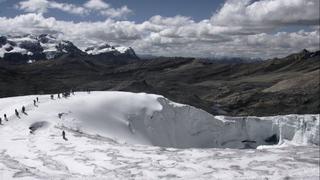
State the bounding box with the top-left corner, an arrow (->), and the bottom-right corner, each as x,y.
15,109 -> 20,118
50,95 -> 54,100
29,126 -> 34,134
36,97 -> 39,102
33,100 -> 37,106
4,114 -> 8,121
62,130 -> 68,141
22,106 -> 26,113
63,92 -> 70,98
58,93 -> 61,99
0,117 -> 2,125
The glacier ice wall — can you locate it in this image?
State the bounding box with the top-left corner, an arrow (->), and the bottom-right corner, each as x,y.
129,98 -> 319,149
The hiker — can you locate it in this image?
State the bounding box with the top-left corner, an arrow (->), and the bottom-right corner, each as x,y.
29,126 -> 34,134
15,109 -> 19,117
22,106 -> 26,114
63,92 -> 69,98
33,100 -> 36,106
0,117 -> 2,125
62,130 -> 68,141
4,114 -> 8,121
50,94 -> 54,100
58,93 -> 61,99
36,97 -> 39,102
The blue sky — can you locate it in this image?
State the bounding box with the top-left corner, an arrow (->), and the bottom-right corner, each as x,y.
0,0 -> 225,22
0,0 -> 319,58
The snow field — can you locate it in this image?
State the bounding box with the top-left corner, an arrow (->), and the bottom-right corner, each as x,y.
0,91 -> 319,179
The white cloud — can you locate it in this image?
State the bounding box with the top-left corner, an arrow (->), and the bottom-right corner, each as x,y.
17,0 -> 88,15
18,0 -> 49,13
84,0 -> 110,10
49,1 -> 88,15
17,0 -> 132,18
212,0 -> 319,26
100,6 -> 132,18
5,0 -> 320,58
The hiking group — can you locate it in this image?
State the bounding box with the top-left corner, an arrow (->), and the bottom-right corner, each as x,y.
0,90 -> 85,140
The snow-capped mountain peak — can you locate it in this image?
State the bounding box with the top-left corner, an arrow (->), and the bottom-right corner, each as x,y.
85,43 -> 138,58
0,34 -> 83,62
0,34 -> 139,63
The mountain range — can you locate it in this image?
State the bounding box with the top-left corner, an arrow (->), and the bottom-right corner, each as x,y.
0,34 -> 139,64
0,43 -> 319,116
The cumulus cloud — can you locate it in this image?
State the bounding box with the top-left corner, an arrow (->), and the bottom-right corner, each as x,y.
212,0 -> 319,26
49,2 -> 88,15
84,0 -> 110,10
17,0 -> 49,13
100,6 -> 132,18
17,0 -> 132,18
4,0 -> 320,58
17,0 -> 88,15
84,0 -> 132,18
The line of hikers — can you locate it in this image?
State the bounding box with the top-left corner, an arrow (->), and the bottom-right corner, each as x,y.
50,90 -> 78,100
0,93 -> 76,141
0,97 -> 39,125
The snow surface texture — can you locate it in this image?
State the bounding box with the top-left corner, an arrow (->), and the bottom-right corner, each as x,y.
0,91 -> 319,179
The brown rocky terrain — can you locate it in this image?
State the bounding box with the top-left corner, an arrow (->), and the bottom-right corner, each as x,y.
0,50 -> 319,116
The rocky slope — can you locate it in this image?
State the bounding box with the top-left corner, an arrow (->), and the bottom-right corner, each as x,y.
0,49 -> 319,116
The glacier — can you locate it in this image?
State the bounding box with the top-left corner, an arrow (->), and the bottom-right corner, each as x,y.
0,91 -> 319,179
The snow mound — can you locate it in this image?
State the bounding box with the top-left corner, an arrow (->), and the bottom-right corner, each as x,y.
0,91 -> 318,149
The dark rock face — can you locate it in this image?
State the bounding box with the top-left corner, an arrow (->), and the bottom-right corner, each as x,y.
56,41 -> 84,55
19,40 -> 47,60
38,34 -> 51,43
0,36 -> 7,46
4,46 -> 13,52
19,41 -> 43,53
3,53 -> 29,64
123,47 -> 138,58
